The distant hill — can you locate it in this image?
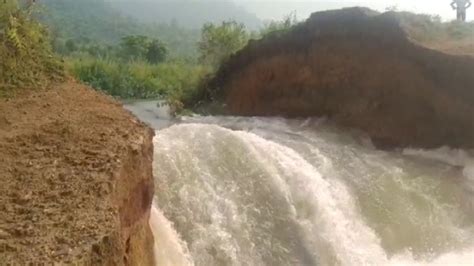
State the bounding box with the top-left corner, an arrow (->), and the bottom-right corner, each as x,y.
41,0 -> 142,43
39,0 -> 201,58
109,0 -> 263,30
40,0 -> 263,57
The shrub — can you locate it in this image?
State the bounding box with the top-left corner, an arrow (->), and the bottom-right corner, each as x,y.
67,57 -> 210,104
118,35 -> 168,64
198,21 -> 249,68
0,0 -> 64,91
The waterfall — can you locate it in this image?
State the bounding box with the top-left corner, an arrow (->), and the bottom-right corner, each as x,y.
150,116 -> 474,265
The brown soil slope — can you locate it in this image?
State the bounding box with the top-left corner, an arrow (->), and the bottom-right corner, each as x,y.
0,82 -> 155,265
208,8 -> 474,149
399,13 -> 474,57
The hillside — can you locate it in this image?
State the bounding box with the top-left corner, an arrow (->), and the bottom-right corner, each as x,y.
40,0 -> 201,58
41,0 -> 135,44
40,0 -> 264,58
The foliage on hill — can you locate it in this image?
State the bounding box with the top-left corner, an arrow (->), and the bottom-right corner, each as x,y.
199,21 -> 250,67
0,0 -> 63,92
15,0 -> 297,111
40,0 -> 200,59
64,35 -> 169,64
65,19 -> 257,112
65,13 -> 299,113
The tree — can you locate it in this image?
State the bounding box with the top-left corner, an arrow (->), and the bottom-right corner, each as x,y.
118,35 -> 168,63
259,12 -> 298,37
146,39 -> 167,64
198,21 -> 249,67
65,38 -> 77,53
119,35 -> 149,61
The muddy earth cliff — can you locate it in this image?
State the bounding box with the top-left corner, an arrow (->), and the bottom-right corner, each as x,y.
206,8 -> 474,149
0,82 -> 155,265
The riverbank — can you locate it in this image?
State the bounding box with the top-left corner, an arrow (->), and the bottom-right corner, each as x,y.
203,8 -> 474,149
0,81 -> 155,264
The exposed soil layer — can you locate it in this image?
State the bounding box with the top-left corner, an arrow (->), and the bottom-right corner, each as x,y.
0,81 -> 155,265
207,8 -> 474,149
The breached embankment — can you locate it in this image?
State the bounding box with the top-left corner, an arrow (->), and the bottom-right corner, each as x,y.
151,118 -> 474,265
0,81 -> 155,265
205,8 -> 474,149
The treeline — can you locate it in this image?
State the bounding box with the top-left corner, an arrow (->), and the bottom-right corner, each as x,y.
40,0 -> 201,59
66,18 -> 298,112
62,35 -> 168,64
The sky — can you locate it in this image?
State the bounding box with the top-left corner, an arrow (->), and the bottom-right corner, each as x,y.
234,0 -> 461,21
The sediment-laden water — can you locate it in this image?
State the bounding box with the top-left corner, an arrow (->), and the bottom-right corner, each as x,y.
150,116 -> 474,266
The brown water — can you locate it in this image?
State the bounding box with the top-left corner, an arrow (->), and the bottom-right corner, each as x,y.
134,109 -> 474,265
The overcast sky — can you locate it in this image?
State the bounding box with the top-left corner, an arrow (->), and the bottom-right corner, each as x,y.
234,0 -> 462,21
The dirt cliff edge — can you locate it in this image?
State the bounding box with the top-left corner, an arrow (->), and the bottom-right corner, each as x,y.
0,81 -> 155,265
207,8 -> 474,149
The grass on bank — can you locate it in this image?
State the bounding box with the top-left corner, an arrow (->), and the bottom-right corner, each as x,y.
66,57 -> 211,111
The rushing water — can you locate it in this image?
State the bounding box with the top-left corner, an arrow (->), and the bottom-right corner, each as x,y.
147,114 -> 474,266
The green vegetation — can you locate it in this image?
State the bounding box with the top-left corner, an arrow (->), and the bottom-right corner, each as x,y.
68,57 -> 209,106
65,20 -> 251,111
40,0 -> 201,59
0,0 -> 63,93
196,13 -> 299,68
63,31 -> 211,112
118,35 -> 168,64
199,21 -> 250,67
41,0 -> 301,112
1,0 -> 295,109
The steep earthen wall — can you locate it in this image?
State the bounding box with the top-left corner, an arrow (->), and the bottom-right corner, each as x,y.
0,82 -> 155,265
207,8 -> 474,148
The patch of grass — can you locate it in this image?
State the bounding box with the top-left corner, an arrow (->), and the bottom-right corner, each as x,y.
67,57 -> 211,111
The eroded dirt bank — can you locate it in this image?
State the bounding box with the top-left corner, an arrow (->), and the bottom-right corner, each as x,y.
207,8 -> 474,149
0,81 -> 155,265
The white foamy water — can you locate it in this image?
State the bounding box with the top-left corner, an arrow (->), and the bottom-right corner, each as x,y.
150,204 -> 194,266
150,117 -> 474,265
